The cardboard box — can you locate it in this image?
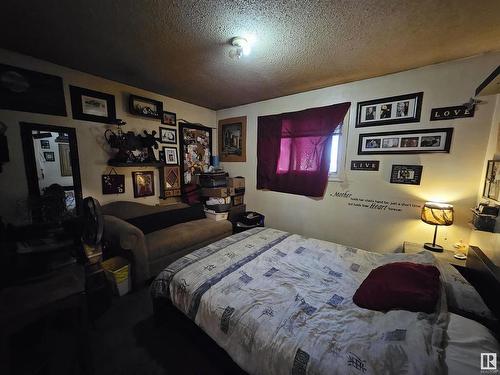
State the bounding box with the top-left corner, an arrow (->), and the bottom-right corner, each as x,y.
204,210 -> 229,221
228,177 -> 245,189
232,194 -> 244,206
201,187 -> 229,198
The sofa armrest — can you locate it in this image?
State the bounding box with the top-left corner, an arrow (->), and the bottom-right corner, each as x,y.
102,215 -> 150,286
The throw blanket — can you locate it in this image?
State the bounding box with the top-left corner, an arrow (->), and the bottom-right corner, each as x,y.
151,228 -> 448,375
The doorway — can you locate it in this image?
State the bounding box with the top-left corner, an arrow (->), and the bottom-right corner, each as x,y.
20,122 -> 82,221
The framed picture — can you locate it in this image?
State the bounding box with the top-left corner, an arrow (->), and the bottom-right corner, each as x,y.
70,85 -> 116,124
40,140 -> 50,149
101,170 -> 125,194
44,151 -> 55,162
483,160 -> 500,202
129,94 -> 163,119
161,111 -> 177,126
355,92 -> 423,128
159,127 -> 177,144
58,143 -> 72,176
163,147 -> 178,165
218,116 -> 246,162
358,128 -> 453,155
179,123 -> 212,185
0,63 -> 67,116
390,165 -> 423,185
132,171 -> 155,198
158,150 -> 166,163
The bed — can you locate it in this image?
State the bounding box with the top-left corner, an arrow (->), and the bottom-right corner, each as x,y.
151,227 -> 499,374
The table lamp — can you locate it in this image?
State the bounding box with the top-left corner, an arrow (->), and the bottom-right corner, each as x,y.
420,202 -> 454,252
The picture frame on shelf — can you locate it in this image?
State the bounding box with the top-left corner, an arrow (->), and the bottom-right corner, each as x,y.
70,85 -> 116,124
159,127 -> 177,144
355,92 -> 423,128
218,116 -> 246,162
163,147 -> 178,165
43,151 -> 55,162
390,165 -> 423,185
132,171 -> 155,198
161,111 -> 177,126
129,94 -> 162,119
358,128 -> 453,155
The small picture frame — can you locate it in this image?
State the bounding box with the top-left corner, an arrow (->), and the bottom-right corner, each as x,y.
356,92 -> 423,128
163,147 -> 178,165
483,160 -> 500,202
132,171 -> 155,198
159,127 -> 177,144
358,128 -> 453,155
158,150 -> 166,163
40,140 -> 50,149
129,95 -> 163,119
44,151 -> 55,162
390,165 -> 423,185
161,111 -> 177,126
70,85 -> 116,124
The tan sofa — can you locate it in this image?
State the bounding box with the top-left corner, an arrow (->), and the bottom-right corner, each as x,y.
101,201 -> 232,287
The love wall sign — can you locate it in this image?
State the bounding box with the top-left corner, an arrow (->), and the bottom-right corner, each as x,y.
430,105 -> 474,121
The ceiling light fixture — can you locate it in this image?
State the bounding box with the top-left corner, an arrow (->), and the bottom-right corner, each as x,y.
229,36 -> 251,59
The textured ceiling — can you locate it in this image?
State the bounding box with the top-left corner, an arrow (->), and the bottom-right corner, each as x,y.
1,0 -> 499,110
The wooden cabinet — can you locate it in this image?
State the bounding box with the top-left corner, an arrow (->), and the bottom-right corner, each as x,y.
159,166 -> 181,198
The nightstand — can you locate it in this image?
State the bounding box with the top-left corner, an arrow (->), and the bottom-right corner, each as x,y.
402,241 -> 466,267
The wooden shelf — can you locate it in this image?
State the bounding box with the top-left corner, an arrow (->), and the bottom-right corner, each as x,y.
108,161 -> 164,168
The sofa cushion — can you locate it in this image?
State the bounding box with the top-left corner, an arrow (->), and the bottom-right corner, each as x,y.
145,218 -> 232,261
125,203 -> 205,234
101,201 -> 189,220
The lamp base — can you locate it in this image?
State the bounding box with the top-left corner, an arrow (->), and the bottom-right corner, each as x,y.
423,243 -> 444,252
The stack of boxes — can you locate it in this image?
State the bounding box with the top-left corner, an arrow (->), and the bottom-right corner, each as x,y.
199,173 -> 246,221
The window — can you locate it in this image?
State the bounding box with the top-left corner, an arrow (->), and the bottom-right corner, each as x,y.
328,115 -> 349,181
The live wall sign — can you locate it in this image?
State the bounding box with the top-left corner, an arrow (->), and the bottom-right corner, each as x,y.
350,160 -> 380,171
430,105 -> 474,121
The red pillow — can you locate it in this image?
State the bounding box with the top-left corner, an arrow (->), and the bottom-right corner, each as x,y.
353,262 -> 441,313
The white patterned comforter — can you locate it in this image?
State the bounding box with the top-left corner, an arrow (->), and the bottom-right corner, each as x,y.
151,227 -> 450,375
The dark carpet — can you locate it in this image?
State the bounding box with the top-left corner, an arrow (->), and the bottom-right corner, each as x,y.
89,286 -> 246,375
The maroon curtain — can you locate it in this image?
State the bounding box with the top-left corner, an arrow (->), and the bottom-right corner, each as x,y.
257,102 -> 350,197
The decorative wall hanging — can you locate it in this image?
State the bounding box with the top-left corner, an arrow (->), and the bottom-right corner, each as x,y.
101,168 -> 125,194
129,94 -> 163,119
161,111 -> 177,126
218,116 -> 246,162
159,127 -> 177,144
158,150 -> 165,163
70,85 -> 116,124
350,160 -> 380,171
179,122 -> 212,185
105,124 -> 161,165
43,151 -> 55,161
430,105 -> 474,121
483,160 -> 500,202
132,171 -> 155,198
358,128 -> 453,155
163,146 -> 178,165
390,165 -> 423,185
159,165 -> 181,198
0,63 -> 67,116
58,143 -> 72,176
355,92 -> 423,128
40,140 -> 50,149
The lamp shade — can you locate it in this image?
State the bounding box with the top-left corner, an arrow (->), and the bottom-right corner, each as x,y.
421,202 -> 454,226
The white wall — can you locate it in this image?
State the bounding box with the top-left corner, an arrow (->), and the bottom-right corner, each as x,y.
0,49 -> 216,224
217,53 -> 500,255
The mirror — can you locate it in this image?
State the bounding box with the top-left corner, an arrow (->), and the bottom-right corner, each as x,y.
483,160 -> 500,202
20,122 -> 82,222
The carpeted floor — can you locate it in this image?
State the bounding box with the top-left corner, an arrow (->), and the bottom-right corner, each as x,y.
89,286 -> 246,375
